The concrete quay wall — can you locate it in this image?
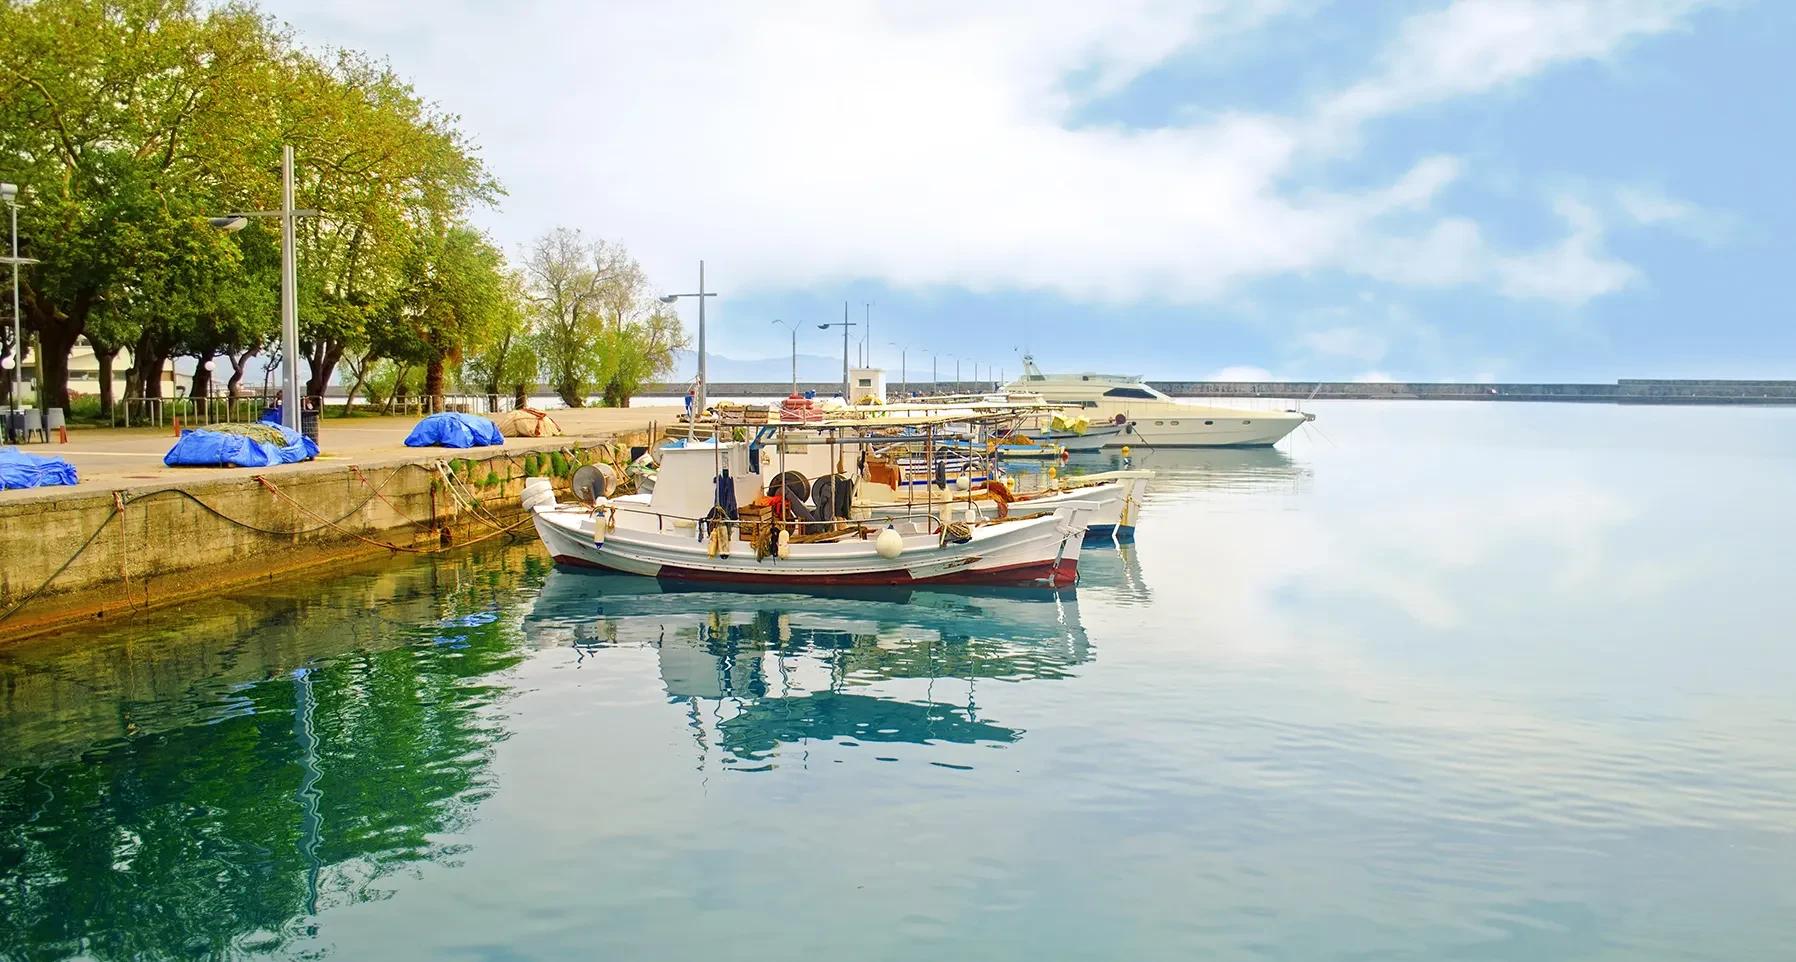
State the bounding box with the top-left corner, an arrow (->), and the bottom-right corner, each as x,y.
0,442 -> 617,641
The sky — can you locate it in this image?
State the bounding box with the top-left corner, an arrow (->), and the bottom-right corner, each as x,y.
262,0 -> 1793,382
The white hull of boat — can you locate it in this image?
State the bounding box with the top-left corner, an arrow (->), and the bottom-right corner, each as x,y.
1103,402 -> 1306,447
532,501 -> 1095,588
1043,421 -> 1129,452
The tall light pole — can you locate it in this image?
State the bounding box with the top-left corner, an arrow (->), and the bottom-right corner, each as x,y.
946,353 -> 960,388
889,341 -> 906,396
659,261 -> 717,438
1,183 -> 40,419
208,146 -> 317,433
772,318 -> 801,398
818,303 -> 856,402
862,301 -> 873,368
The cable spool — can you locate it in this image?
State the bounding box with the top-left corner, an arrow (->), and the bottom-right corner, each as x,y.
569,463 -> 617,504
766,470 -> 811,502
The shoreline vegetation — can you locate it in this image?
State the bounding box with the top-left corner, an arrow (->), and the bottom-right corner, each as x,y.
0,0 -> 685,420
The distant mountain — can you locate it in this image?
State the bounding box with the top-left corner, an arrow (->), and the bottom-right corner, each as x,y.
668,350 -> 848,383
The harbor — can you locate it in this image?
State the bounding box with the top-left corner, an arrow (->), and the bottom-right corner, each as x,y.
0,407 -> 672,637
5,401 -> 1794,959
5,0 -> 1795,958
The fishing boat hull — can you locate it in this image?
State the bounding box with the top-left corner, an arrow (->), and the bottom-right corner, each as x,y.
532,502 -> 1095,588
1043,420 -> 1129,452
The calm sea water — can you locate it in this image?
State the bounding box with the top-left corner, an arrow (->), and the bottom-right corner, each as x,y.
3,401 -> 1794,961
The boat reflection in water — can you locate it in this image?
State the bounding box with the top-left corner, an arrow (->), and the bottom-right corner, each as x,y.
525,571 -> 1091,769
1006,445 -> 1310,498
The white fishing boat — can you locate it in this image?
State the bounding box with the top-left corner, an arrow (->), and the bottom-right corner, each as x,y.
525,429 -> 1097,588
1007,356 -> 1312,447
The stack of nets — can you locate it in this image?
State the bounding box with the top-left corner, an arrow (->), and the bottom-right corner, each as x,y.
208,422 -> 292,445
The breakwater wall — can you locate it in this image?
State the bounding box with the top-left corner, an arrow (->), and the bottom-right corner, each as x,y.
639,378 -> 1796,403
0,440 -> 632,642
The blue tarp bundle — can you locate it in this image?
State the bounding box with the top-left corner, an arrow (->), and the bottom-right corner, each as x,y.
0,446 -> 79,489
163,424 -> 319,468
404,412 -> 504,448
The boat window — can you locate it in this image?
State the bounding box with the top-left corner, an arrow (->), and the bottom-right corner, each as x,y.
1170,420 -> 1180,425
1204,420 -> 1213,425
1102,387 -> 1157,399
1154,420 -> 1164,426
1242,420 -> 1252,425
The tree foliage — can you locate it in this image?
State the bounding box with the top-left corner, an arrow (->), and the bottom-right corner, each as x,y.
523,228 -> 686,407
1,0 -> 679,415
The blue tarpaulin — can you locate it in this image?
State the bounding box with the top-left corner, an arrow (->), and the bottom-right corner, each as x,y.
163,424 -> 319,468
0,446 -> 79,489
404,412 -> 504,448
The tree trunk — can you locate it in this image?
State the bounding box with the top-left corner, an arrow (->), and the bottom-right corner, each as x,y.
341,363 -> 371,416
425,356 -> 445,413
190,350 -> 215,402
514,382 -> 528,410
226,346 -> 258,400
25,287 -> 91,412
95,346 -> 117,417
382,365 -> 408,415
306,341 -> 344,402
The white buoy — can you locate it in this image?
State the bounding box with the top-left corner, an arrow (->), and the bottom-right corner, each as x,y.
875,525 -> 904,559
955,474 -> 971,491
777,528 -> 791,559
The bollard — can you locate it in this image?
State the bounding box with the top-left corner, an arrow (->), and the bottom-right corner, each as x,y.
58,425 -> 68,444
172,416 -> 182,436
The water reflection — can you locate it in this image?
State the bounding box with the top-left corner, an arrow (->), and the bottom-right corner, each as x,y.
526,572 -> 1089,769
0,546 -> 547,961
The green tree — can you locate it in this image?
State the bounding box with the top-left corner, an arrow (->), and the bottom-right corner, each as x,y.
377,223 -> 505,412
459,268 -> 539,409
523,227 -> 607,407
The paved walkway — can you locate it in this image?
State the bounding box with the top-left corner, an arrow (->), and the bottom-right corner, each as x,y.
2,406 -> 681,502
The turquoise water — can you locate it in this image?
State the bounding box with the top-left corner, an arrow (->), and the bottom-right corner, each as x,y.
3,401 -> 1795,960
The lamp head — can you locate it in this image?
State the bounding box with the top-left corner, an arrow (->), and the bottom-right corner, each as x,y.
0,355 -> 13,371
208,215 -> 249,232
658,294 -> 679,304
0,183 -> 16,202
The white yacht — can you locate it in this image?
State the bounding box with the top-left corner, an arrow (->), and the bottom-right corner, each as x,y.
1006,357 -> 1312,448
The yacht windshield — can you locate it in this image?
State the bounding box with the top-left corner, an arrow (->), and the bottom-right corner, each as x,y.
1102,387 -> 1158,400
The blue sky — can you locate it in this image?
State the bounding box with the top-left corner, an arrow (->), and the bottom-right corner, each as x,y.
268,0 -> 1792,382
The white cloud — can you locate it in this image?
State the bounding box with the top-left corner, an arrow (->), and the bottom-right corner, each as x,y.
1207,365 -> 1280,381
1614,185 -> 1734,244
1315,0 -> 1711,140
1303,326 -> 1388,362
267,0 -> 1716,310
1351,371 -> 1396,383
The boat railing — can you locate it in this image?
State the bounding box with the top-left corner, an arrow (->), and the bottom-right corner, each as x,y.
596,498 -> 962,536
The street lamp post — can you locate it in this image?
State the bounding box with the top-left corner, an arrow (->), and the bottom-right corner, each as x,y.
772,319 -> 801,398
659,260 -> 717,438
946,354 -> 960,389
817,302 -> 857,402
207,146 -> 318,433
1,183 -> 42,424
889,341 -> 906,396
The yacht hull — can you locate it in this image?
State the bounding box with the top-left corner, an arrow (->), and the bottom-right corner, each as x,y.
1105,404 -> 1307,447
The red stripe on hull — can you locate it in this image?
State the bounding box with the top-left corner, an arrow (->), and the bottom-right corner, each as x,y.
551,555 -> 1077,588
